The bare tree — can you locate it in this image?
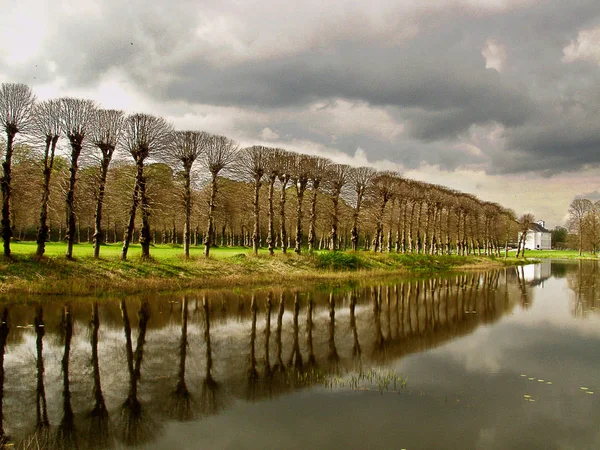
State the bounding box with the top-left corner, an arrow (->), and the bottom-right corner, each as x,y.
265,149 -> 285,255
89,109 -> 124,258
33,100 -> 61,257
371,171 -> 397,252
326,163 -> 350,250
120,113 -> 173,260
306,156 -> 331,252
0,83 -> 35,256
277,153 -> 294,253
290,154 -> 311,254
569,198 -> 592,256
60,97 -> 96,259
236,146 -> 270,255
167,130 -> 208,258
201,134 -> 238,257
349,166 -> 375,251
516,213 -> 535,258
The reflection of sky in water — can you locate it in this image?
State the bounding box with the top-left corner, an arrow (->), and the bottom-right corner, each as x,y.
148,262 -> 600,450
2,261 -> 599,449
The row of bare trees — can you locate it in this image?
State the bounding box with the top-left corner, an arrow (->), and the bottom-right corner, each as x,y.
1,82 -> 521,260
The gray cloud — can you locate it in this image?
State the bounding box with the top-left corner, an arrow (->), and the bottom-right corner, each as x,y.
2,0 -> 600,176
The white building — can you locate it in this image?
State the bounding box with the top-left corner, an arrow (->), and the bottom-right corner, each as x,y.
519,220 -> 552,250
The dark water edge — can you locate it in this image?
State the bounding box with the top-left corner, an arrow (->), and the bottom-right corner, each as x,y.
0,260 -> 598,449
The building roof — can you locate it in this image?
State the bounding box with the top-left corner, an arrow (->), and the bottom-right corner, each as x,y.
528,222 -> 550,233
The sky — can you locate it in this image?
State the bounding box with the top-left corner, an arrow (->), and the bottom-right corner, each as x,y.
2,0 -> 600,228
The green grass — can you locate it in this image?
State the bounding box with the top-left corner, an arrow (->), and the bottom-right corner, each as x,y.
10,241 -> 268,259
0,241 -> 530,296
507,249 -> 600,259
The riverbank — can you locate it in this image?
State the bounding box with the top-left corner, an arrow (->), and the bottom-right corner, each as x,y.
1,242 -> 529,296
510,249 -> 600,259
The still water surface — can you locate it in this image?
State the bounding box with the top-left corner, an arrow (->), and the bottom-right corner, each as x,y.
0,260 -> 599,449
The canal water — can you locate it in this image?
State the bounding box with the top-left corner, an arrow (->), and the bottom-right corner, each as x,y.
0,260 -> 598,449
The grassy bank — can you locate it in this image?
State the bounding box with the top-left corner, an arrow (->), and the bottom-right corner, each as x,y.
0,242 -> 527,296
508,249 -> 600,259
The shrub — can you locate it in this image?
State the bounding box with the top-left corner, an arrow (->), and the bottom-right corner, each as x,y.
314,252 -> 365,270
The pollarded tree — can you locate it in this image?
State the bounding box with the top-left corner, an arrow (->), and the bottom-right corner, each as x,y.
60,97 -> 97,259
326,163 -> 350,251
348,166 -> 375,251
370,171 -> 398,252
0,83 -> 35,256
120,113 -> 173,260
290,154 -> 311,254
33,99 -> 62,257
201,134 -> 238,257
89,109 -> 125,258
167,131 -> 208,258
237,145 -> 270,255
307,156 -> 331,253
277,152 -> 294,253
265,148 -> 286,255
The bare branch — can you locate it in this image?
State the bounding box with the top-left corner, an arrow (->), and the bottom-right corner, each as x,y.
60,97 -> 96,143
33,99 -> 62,140
0,83 -> 36,135
90,109 -> 125,154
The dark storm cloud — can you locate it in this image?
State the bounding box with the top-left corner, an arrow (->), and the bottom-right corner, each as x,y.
3,0 -> 600,175
165,37 -> 533,131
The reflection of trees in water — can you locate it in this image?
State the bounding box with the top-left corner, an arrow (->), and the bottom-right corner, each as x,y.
88,301 -> 112,449
349,291 -> 361,360
372,287 -> 385,355
327,292 -> 339,365
0,269 -> 524,448
35,306 -> 49,429
55,305 -> 77,449
515,266 -> 531,309
172,297 -> 193,421
306,294 -> 316,369
119,300 -> 156,447
0,308 -> 8,442
246,295 -> 259,400
263,293 -> 273,377
273,293 -> 285,372
567,260 -> 600,317
287,292 -> 303,371
200,296 -> 222,416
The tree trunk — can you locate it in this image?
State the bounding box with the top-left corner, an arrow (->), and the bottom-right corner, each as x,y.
139,164 -> 151,259
36,135 -> 58,258
374,198 -> 388,253
183,164 -> 192,258
93,154 -> 111,258
121,167 -> 141,260
408,202 -> 415,253
252,176 -> 261,255
423,204 -> 431,254
308,185 -> 319,252
294,183 -> 306,254
65,140 -> 83,259
351,187 -> 364,251
279,176 -> 289,253
266,177 -> 276,255
204,172 -> 218,257
330,190 -> 340,251
1,130 -> 16,257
